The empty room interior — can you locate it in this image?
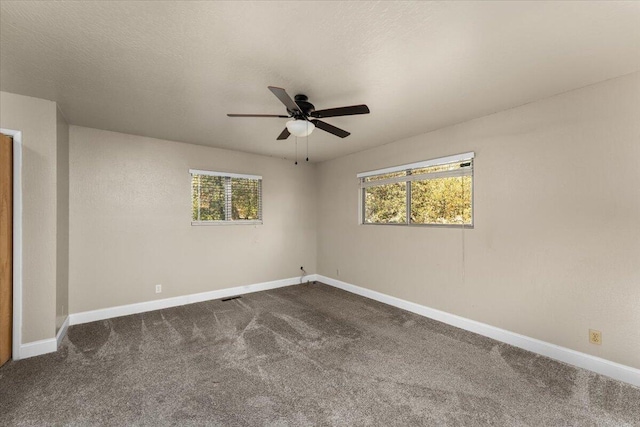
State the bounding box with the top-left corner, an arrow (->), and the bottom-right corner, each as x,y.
1,1 -> 639,425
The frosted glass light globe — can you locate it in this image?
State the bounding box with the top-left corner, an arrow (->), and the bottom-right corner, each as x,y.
286,119 -> 315,137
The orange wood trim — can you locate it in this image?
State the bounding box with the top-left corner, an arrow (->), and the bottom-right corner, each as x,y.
0,133 -> 13,366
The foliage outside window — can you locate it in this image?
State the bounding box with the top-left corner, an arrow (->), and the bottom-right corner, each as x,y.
191,170 -> 262,224
360,154 -> 473,226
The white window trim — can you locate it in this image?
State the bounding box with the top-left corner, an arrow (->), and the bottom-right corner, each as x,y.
356,152 -> 474,179
190,169 -> 263,225
358,152 -> 475,227
360,168 -> 472,188
189,169 -> 262,181
191,220 -> 263,226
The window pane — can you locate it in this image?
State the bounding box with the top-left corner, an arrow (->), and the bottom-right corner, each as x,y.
364,171 -> 406,183
192,175 -> 225,221
410,176 -> 472,225
411,162 -> 464,176
364,182 -> 406,224
231,178 -> 260,220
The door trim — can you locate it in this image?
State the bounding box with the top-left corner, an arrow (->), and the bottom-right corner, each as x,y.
0,128 -> 22,361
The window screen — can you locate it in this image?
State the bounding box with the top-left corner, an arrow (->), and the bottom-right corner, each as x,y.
190,170 -> 262,224
358,153 -> 474,226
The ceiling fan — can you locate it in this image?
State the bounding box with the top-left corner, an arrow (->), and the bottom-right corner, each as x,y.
227,86 -> 370,140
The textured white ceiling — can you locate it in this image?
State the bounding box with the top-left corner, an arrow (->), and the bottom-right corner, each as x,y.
1,1 -> 639,162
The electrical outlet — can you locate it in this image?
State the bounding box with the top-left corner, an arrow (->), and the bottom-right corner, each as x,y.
589,329 -> 602,345
155,284 -> 162,294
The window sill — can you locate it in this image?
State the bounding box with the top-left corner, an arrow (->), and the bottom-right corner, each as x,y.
191,220 -> 263,226
360,223 -> 474,229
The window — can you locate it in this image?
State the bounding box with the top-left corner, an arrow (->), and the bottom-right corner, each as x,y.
190,169 -> 262,225
358,152 -> 474,226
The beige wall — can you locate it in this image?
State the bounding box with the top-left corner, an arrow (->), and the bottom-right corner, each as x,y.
316,72 -> 640,369
0,91 -> 58,343
56,107 -> 69,332
69,126 -> 317,313
4,72 -> 639,371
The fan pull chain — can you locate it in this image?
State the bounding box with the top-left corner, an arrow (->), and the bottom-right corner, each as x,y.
295,136 -> 298,165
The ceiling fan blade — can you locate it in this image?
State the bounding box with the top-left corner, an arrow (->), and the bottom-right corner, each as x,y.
311,120 -> 350,138
227,114 -> 289,118
277,128 -> 291,140
311,104 -> 370,118
268,86 -> 301,113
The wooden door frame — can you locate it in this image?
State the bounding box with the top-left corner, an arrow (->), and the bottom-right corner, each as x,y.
0,128 -> 22,361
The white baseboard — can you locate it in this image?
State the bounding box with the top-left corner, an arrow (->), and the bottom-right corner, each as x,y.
317,275 -> 640,388
16,316 -> 69,360
19,338 -> 57,359
16,277 -> 310,360
69,276 -> 307,326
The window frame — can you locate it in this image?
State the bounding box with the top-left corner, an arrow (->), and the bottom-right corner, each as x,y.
357,152 -> 474,228
190,169 -> 263,226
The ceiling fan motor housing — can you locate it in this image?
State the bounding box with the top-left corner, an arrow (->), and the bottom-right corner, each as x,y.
292,94 -> 315,118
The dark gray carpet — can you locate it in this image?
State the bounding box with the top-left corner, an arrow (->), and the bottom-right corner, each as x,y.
0,283 -> 638,426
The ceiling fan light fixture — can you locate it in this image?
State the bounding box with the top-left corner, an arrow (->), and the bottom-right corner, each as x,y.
286,119 -> 315,137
